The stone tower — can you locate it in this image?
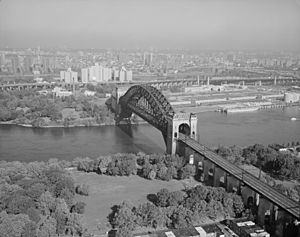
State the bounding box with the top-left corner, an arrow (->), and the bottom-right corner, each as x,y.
166,113 -> 198,155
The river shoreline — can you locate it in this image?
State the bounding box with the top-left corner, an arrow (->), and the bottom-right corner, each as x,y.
0,120 -> 149,128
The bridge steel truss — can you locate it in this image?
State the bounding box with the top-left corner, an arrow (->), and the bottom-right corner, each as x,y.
178,133 -> 300,220
117,85 -> 174,140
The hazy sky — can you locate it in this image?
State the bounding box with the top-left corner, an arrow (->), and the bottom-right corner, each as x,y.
0,0 -> 300,50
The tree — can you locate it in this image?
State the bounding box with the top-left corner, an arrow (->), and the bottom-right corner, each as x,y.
77,157 -> 94,172
156,189 -> 170,207
206,187 -> 226,203
26,183 -> 47,201
135,202 -> 157,227
189,200 -> 207,223
35,215 -> 57,237
53,198 -> 69,236
117,155 -> 137,176
206,200 -> 226,220
65,213 -> 85,237
26,207 -> 41,223
170,206 -> 192,228
0,107 -> 11,121
59,188 -> 75,208
0,212 -> 32,237
244,152 -> 258,165
71,202 -> 86,214
22,221 -> 37,237
232,194 -> 244,216
116,226 -> 133,237
167,191 -> 185,207
106,162 -> 119,176
7,195 -> 35,215
156,164 -> 168,180
75,184 -> 89,196
112,202 -> 136,231
96,156 -> 112,174
38,191 -> 56,215
178,164 -> 196,180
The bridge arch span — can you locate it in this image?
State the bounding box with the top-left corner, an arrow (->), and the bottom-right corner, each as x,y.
117,85 -> 174,136
107,85 -> 197,153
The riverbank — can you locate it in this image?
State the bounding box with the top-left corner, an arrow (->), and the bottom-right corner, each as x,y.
0,120 -> 114,128
0,119 -> 149,128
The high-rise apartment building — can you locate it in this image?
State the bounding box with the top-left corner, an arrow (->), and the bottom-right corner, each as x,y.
81,64 -> 132,83
24,56 -> 33,72
112,69 -> 119,81
88,63 -> 103,82
42,56 -> 50,73
119,69 -> 126,82
102,67 -> 112,82
81,68 -> 89,83
0,54 -> 5,66
125,70 -> 133,81
144,52 -> 153,66
10,55 -> 21,74
60,68 -> 78,83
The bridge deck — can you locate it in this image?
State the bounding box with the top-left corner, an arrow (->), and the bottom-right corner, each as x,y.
178,134 -> 300,220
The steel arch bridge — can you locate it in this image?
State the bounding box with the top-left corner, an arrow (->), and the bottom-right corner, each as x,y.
107,85 -> 175,142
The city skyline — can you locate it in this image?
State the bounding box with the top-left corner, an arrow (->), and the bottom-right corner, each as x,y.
0,0 -> 300,51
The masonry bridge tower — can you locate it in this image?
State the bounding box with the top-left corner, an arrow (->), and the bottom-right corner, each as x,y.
166,113 -> 197,154
105,85 -> 197,154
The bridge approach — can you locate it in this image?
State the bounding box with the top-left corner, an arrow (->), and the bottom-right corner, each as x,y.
178,133 -> 300,221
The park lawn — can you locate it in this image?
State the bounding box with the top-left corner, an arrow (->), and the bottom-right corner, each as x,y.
71,171 -> 197,235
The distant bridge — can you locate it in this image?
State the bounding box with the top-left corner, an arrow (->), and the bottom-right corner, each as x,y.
1,75 -> 299,91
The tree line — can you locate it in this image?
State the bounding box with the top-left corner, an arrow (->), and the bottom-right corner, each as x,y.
75,153 -> 196,181
215,144 -> 300,181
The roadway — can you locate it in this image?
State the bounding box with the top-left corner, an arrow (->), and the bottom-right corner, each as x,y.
178,133 -> 300,220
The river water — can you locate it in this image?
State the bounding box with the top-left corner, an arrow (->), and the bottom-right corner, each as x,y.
0,107 -> 299,162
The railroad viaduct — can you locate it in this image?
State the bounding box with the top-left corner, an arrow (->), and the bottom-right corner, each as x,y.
106,84 -> 300,237
1,75 -> 299,91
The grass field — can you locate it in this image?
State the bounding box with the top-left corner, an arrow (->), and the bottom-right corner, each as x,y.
71,171 -> 198,235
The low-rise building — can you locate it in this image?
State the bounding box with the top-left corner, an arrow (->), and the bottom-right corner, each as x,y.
52,87 -> 72,97
227,219 -> 270,237
284,92 -> 300,103
84,90 -> 96,96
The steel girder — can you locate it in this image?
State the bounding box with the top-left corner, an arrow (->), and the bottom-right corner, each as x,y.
118,85 -> 174,135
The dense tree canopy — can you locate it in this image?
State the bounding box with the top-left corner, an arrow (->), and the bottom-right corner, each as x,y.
0,160 -> 87,236
110,185 -> 245,236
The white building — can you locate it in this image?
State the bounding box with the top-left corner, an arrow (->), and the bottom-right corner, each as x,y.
284,92 -> 300,103
119,70 -> 126,82
112,69 -> 119,81
52,87 -> 72,97
81,64 -> 131,83
102,67 -> 112,82
60,68 -> 78,83
84,90 -> 96,96
81,68 -> 89,83
125,70 -> 133,81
